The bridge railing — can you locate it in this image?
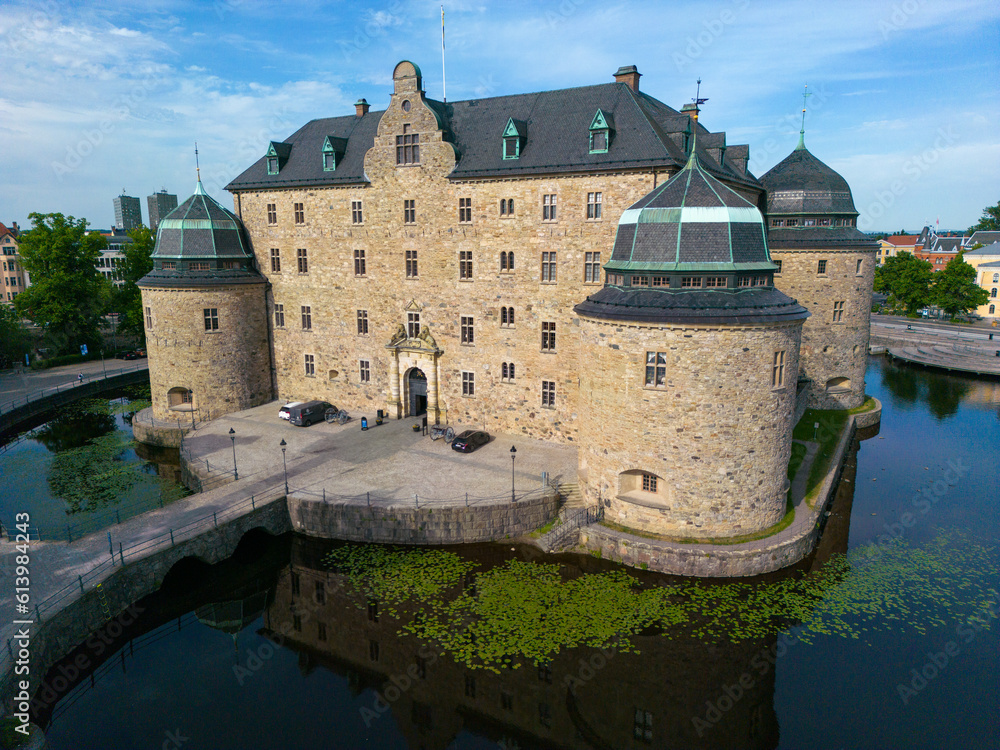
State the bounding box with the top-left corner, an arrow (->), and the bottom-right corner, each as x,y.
0,361 -> 148,417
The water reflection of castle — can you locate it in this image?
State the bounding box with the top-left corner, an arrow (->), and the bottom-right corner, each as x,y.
260,446 -> 857,750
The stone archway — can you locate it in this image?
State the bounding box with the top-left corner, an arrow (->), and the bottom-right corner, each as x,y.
385,320 -> 445,424
406,368 -> 428,417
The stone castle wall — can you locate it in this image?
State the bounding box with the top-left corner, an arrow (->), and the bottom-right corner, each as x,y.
575,318 -> 802,539
141,283 -> 273,421
770,248 -> 875,409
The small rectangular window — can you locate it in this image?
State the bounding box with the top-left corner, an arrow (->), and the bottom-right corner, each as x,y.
460,316 -> 474,345
267,157 -> 279,175
396,126 -> 420,164
772,218 -> 785,227
856,258 -> 863,275
501,362 -> 516,382
270,248 -> 281,272
317,622 -> 327,641
738,276 -> 752,287
354,249 -> 366,277
681,276 -> 702,288
297,248 -> 308,273
145,306 -> 153,329
542,194 -> 557,221
704,277 -> 727,287
786,219 -> 798,227
651,275 -> 668,287
500,251 -> 514,272
368,601 -> 379,622
818,259 -> 827,274
406,249 -> 418,278
634,708 -> 653,742
585,252 -> 601,283
642,473 -> 658,492
459,250 -> 473,280
541,252 -> 557,283
645,351 -> 667,387
189,262 -> 210,271
500,306 -> 514,327
301,305 -> 312,330
304,353 -> 315,376
274,303 -> 285,328
833,300 -> 845,323
462,371 -> 475,397
203,308 -> 219,331
591,130 -> 608,152
407,312 -> 420,338
465,674 -> 476,698
162,261 -> 176,270
323,152 -> 336,171
267,203 -> 277,225
404,199 -> 416,224
587,192 -> 602,220
541,380 -> 556,407
360,360 -> 371,382
459,197 -> 472,223
774,259 -> 783,273
632,275 -> 648,287
369,640 -> 380,662
294,202 -> 305,225
541,321 -> 556,351
772,350 -> 786,388
499,198 -> 514,216
352,200 -> 363,225
357,310 -> 368,335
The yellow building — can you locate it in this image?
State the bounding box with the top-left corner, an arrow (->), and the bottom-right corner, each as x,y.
964,242 -> 1000,319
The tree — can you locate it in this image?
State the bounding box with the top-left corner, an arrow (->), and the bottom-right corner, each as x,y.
930,252 -> 990,318
873,251 -> 933,315
0,305 -> 30,368
968,200 -> 1000,234
13,213 -> 112,355
112,225 -> 155,346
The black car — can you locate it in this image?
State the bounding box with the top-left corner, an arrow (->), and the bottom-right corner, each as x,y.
287,400 -> 333,426
122,351 -> 140,360
451,430 -> 491,453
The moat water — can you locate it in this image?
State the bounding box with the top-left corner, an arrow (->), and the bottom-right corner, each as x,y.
19,359 -> 1000,749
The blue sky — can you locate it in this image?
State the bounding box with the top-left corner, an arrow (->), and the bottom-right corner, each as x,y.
1,0 -> 997,233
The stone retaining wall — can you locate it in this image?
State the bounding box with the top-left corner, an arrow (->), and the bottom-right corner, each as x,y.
130,407 -> 190,448
287,490 -> 559,545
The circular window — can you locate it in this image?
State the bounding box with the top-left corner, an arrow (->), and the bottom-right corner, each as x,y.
401,100 -> 411,112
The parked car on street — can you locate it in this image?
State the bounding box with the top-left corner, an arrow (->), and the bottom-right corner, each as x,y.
451,430 -> 491,453
278,401 -> 305,420
123,351 -> 141,360
287,400 -> 334,426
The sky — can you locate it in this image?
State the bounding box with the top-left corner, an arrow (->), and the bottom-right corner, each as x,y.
1,0 -> 997,234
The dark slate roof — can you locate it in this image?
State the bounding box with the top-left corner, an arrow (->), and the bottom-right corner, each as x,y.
574,286 -> 809,325
138,267 -> 265,289
930,236 -> 963,252
226,81 -> 760,191
976,260 -> 1000,267
966,241 -> 1000,256
607,152 -> 774,272
969,231 -> 1000,246
759,142 -> 858,215
767,226 -> 878,250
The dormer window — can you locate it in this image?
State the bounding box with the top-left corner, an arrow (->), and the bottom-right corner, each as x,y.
588,109 -> 614,154
322,135 -> 347,172
265,141 -> 292,175
502,118 -> 526,160
267,157 -> 278,174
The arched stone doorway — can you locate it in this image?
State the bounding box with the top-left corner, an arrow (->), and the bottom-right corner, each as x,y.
406,368 -> 427,417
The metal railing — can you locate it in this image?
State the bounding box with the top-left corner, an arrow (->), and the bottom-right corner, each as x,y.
0,361 -> 148,417
290,480 -> 554,510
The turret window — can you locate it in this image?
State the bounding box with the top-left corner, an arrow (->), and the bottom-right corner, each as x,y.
645,352 -> 667,387
203,308 -> 219,331
772,350 -> 786,388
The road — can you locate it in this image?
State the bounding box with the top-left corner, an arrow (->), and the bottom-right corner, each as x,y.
0,357 -> 148,412
871,314 -> 999,346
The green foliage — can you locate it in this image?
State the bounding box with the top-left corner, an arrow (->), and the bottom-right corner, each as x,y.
0,304 -> 30,368
48,431 -> 140,514
321,533 -> 996,671
112,225 -> 155,345
930,252 -> 990,317
13,213 -> 112,355
874,251 -> 933,315
29,350 -> 105,370
967,199 -> 1000,234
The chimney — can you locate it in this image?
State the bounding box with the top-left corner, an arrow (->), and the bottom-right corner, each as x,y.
355,98 -> 370,117
613,65 -> 641,92
680,102 -> 700,122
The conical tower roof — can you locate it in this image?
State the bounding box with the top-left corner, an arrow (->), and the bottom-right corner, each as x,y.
759,143 -> 858,215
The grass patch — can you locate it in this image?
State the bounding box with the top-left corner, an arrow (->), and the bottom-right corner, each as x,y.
529,517 -> 562,539
848,396 -> 878,414
793,407 -> 850,506
599,501 -> 795,546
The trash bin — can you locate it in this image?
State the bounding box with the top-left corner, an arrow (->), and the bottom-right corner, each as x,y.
361,417 -> 368,431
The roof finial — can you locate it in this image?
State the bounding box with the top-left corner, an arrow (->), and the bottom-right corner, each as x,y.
691,78 -> 708,123
797,84 -> 811,150
195,141 -> 201,182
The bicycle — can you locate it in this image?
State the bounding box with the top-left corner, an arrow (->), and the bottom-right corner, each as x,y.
430,425 -> 455,443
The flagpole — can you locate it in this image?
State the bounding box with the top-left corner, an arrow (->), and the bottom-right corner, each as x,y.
441,5 -> 446,103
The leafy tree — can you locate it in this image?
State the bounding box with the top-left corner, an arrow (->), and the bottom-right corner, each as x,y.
14,213 -> 112,355
968,200 -> 1000,234
0,305 -> 30,368
112,225 -> 155,345
873,251 -> 932,315
930,252 -> 990,317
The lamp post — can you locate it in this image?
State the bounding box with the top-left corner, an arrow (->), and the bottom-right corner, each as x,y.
229,427 -> 238,480
280,438 -> 288,494
510,446 -> 517,503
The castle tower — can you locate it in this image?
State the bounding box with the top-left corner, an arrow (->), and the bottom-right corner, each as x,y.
138,177 -> 272,422
574,152 -> 809,539
761,137 -> 877,409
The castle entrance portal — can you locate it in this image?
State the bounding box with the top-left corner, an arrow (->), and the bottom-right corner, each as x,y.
384,314 -> 445,424
407,369 -> 427,417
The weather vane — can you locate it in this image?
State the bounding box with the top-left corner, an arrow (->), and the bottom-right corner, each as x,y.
692,78 -> 709,121
799,84 -> 812,147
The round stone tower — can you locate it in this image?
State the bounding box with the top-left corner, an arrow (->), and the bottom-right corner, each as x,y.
574,152 -> 809,540
760,136 -> 877,409
139,178 -> 272,422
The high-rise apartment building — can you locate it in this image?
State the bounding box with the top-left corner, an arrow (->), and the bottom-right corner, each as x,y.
147,189 -> 178,233
113,193 -> 142,231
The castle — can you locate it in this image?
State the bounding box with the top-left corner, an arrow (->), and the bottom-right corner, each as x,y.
139,61 -> 875,540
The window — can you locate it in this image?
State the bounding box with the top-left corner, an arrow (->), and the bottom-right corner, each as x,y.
203,308 -> 219,331
630,276 -> 647,287
267,157 -> 278,175
407,312 -> 420,338
317,622 -> 327,641
396,124 -> 419,164
993,273 -> 999,283
462,371 -> 475,397
681,276 -> 702,288
634,709 -> 653,742
357,310 -> 368,335
267,203 -> 277,225
461,316 -> 475,344
542,194 -> 557,221
323,151 -> 336,171
304,354 -> 315,376
738,276 -> 752,287
645,352 -> 667,387
369,641 -> 380,662
772,218 -> 785,227
415,655 -> 427,679
804,218 -> 816,227
354,249 -> 366,276
774,259 -> 782,273
274,304 -> 285,328
360,360 -> 370,382
500,251 -> 514,272
162,261 -> 176,270
501,691 -> 513,711
541,252 -> 557,282
465,674 -> 476,698
818,259 -> 827,274
500,198 -> 514,216
541,380 -> 555,407
772,350 -> 785,388
459,250 -> 473,280
501,362 -> 515,382
500,306 -> 514,327
368,601 -> 379,622
315,581 -> 325,604
642,473 -> 657,492
833,300 -> 845,323
404,199 -> 415,224
301,305 -> 312,330
591,129 -> 608,153
587,192 -> 602,220
705,277 -> 727,287
753,276 -> 768,286
584,252 -> 601,283
297,248 -> 308,273
606,272 -> 625,285
992,288 -> 998,298
290,572 -> 300,595
652,275 -> 668,287
856,258 -> 863,275
541,321 -> 556,351
352,200 -> 363,224
990,305 -> 995,314
459,198 -> 472,223
294,202 -> 304,224
293,614 -> 302,632
189,262 -> 210,271
270,248 -> 281,272
786,219 -> 798,227
145,306 -> 152,329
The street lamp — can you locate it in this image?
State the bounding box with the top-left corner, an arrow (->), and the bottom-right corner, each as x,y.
229,428 -> 238,480
510,445 -> 517,503
280,438 -> 288,494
